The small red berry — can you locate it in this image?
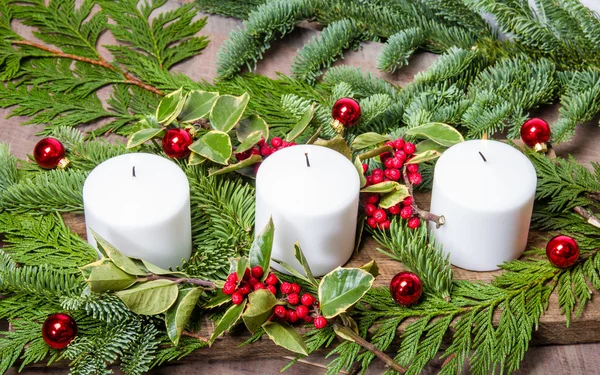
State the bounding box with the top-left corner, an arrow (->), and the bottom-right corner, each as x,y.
367,217 -> 377,229
227,273 -> 238,284
231,292 -> 244,304
393,139 -> 405,150
362,163 -> 368,173
261,146 -> 273,157
280,282 -> 292,294
408,172 -> 422,185
407,163 -> 419,173
289,142 -> 297,146
408,217 -> 421,229
258,138 -> 266,147
365,193 -> 379,205
235,151 -> 250,161
250,147 -> 261,156
403,142 -> 416,155
265,273 -> 279,285
388,204 -> 401,215
314,316 -> 328,329
372,174 -> 384,184
303,315 -> 314,323
378,220 -> 391,230
266,285 -> 277,294
373,209 -> 387,224
296,305 -> 309,319
301,294 -> 315,306
383,157 -> 395,169
287,293 -> 300,305
253,282 -> 265,291
248,277 -> 259,286
251,266 -> 264,279
392,157 -> 404,169
253,162 -> 262,175
271,137 -> 283,148
365,176 -> 374,186
364,203 -> 377,217
222,281 -> 236,295
386,168 -> 401,181
372,168 -> 384,177
238,283 -> 251,295
400,206 -> 413,219
290,283 -> 301,294
402,196 -> 413,206
288,310 -> 298,323
395,150 -> 407,162
243,268 -> 251,280
274,305 -> 288,320
385,141 -> 394,148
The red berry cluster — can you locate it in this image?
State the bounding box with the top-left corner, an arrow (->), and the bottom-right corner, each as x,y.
235,137 -> 297,173
362,138 -> 423,231
222,266 -> 278,304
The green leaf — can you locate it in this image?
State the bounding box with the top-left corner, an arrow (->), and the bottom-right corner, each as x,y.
294,243 -> 318,288
91,230 -> 147,276
242,289 -> 278,333
314,137 -> 352,160
351,132 -> 391,150
286,103 -> 315,141
115,279 -> 179,315
209,154 -> 262,176
179,91 -> 219,123
139,259 -> 188,278
80,259 -> 137,293
209,300 -> 247,344
249,218 -> 274,280
166,287 -> 203,345
237,114 -> 269,142
188,152 -> 206,166
379,186 -> 411,209
318,268 -> 375,319
236,130 -> 264,154
232,257 -> 249,286
262,321 -> 308,356
210,93 -> 250,132
272,259 -> 311,284
405,122 -> 464,147
306,126 -> 322,144
354,214 -> 365,254
156,87 -> 186,125
203,291 -> 232,309
353,156 -> 367,188
126,128 -> 165,149
359,260 -> 380,278
407,149 -> 441,164
358,145 -> 394,161
360,181 -> 403,194
189,131 -> 232,165
416,139 -> 447,153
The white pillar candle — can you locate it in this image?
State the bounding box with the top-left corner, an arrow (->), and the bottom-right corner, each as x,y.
83,153 -> 192,269
255,145 -> 360,277
429,140 -> 537,271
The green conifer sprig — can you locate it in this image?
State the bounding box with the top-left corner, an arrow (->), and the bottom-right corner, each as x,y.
377,28 -> 424,73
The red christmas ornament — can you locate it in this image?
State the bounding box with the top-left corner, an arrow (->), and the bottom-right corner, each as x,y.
546,235 -> 579,268
162,128 -> 193,159
331,97 -> 361,133
521,118 -> 551,153
34,137 -> 70,169
390,272 -> 422,306
42,313 -> 77,349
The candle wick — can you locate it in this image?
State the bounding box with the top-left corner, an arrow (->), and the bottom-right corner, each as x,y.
478,151 -> 487,162
132,166 -> 136,177
304,153 -> 311,167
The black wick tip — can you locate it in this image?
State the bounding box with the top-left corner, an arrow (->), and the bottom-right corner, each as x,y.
132,166 -> 136,177
478,151 -> 487,162
304,152 -> 311,167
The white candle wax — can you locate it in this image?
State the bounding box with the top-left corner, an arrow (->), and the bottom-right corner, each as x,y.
83,153 -> 192,269
429,140 -> 537,271
255,145 -> 360,277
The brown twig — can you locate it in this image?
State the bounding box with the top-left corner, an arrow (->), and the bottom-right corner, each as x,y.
574,206 -> 600,230
144,274 -> 216,289
12,39 -> 164,96
182,330 -> 210,343
402,166 -> 445,228
333,324 -> 406,373
588,192 -> 600,203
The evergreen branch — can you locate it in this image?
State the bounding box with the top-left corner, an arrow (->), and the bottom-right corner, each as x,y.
323,65 -> 401,100
195,0 -> 266,20
377,28 -> 424,73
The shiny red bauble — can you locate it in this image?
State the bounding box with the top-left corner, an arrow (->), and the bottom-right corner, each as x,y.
546,235 -> 580,268
33,137 -> 69,169
390,272 -> 422,306
162,128 -> 193,159
42,313 -> 78,349
331,98 -> 362,128
521,118 -> 551,151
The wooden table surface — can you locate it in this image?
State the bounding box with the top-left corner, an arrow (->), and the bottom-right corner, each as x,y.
3,1 -> 600,374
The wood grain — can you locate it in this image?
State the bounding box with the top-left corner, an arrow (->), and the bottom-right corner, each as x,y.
4,2 -> 600,374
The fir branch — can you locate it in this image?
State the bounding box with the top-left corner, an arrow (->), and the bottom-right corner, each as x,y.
195,0 -> 266,20
323,65 -> 401,100
377,28 -> 424,73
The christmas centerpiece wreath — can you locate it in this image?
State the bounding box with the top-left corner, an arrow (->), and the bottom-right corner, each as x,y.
2,1 -> 600,374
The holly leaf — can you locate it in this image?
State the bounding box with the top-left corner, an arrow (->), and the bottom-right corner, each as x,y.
156,87 -> 186,125
351,132 -> 390,150
209,300 -> 247,344
138,259 -> 188,278
379,186 -> 410,208
314,137 -> 352,160
80,259 -> 137,293
360,181 -> 403,194
262,321 -> 308,356
353,156 -> 366,188
359,260 -> 380,278
416,139 -> 447,153
358,145 -> 393,161
126,128 -> 165,149
237,114 -> 268,142
407,149 -> 441,164
286,103 -> 315,141
210,93 -> 250,132
306,126 -> 322,144
189,131 -> 232,165
405,122 -> 464,147
179,91 -> 219,123
236,130 -> 263,154
354,214 -> 366,254
249,218 -> 274,280
203,291 -> 232,309
242,289 -> 278,333
115,279 -> 179,315
230,257 -> 249,286
91,230 -> 147,276
272,259 -> 311,284
294,243 -> 318,288
166,287 -> 203,345
318,268 -> 375,319
188,152 -> 206,166
209,154 -> 262,176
